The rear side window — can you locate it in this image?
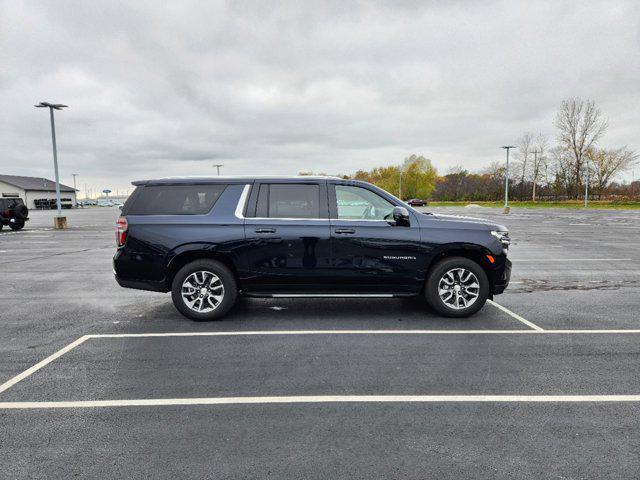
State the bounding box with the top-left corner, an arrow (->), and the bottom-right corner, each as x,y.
267,184 -> 320,219
127,184 -> 226,215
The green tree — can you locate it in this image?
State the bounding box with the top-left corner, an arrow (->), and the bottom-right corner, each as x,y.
400,155 -> 438,199
348,155 -> 438,199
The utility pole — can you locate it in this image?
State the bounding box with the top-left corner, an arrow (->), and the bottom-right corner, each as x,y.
501,145 -> 516,214
531,150 -> 539,202
399,170 -> 403,200
35,102 -> 68,228
213,164 -> 224,176
584,158 -> 589,208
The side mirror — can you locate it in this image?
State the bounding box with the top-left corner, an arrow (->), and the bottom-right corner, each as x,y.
392,206 -> 410,227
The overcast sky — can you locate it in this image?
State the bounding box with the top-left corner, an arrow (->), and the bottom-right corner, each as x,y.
1,0 -> 638,195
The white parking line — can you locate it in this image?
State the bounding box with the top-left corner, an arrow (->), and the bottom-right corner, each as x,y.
3,328 -> 640,397
2,394 -> 640,409
87,329 -> 640,338
486,300 -> 544,331
0,335 -> 90,395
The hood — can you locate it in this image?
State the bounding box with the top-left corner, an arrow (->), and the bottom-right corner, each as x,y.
417,212 -> 508,232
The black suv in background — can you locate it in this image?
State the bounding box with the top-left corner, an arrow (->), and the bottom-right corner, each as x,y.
114,177 -> 511,321
0,198 -> 29,231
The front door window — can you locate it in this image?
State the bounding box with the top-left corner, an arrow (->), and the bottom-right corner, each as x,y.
335,185 -> 394,221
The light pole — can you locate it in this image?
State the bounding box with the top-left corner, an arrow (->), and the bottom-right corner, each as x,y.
35,102 -> 68,227
213,164 -> 224,176
501,145 -> 516,214
584,158 -> 589,208
72,173 -> 79,204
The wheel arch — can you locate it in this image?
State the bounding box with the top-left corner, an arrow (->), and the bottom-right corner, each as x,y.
165,246 -> 240,290
424,243 -> 496,296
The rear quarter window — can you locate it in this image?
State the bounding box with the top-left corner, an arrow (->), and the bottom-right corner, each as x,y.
126,184 -> 227,215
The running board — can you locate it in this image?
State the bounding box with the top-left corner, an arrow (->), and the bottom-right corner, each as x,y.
270,294 -> 395,298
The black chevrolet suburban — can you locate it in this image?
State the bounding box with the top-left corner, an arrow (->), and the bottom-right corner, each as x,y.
0,198 -> 29,231
114,176 -> 511,321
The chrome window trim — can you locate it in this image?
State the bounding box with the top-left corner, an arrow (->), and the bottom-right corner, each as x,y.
235,182 -> 394,223
234,184 -> 251,219
331,218 -> 391,223
244,218 -> 391,222
246,217 -> 330,221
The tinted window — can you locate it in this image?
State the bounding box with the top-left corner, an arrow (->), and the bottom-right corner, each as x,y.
1,198 -> 23,208
127,184 -> 226,215
267,184 -> 320,219
335,185 -> 394,220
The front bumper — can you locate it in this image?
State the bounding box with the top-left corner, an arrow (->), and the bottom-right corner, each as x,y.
493,258 -> 511,295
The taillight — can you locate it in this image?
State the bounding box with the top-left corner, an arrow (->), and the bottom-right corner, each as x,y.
116,216 -> 128,246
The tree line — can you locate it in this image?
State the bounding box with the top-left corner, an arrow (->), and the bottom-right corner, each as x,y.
320,98 -> 638,201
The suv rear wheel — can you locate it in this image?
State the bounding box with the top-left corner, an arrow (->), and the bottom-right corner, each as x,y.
425,256 -> 489,318
171,259 -> 237,321
9,220 -> 25,231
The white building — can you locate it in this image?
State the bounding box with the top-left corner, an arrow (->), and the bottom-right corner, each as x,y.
0,174 -> 77,209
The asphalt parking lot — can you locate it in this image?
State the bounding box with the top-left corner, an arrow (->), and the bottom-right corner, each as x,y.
1,206 -> 639,479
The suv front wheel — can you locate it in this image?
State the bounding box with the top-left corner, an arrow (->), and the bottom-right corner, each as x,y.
171,259 -> 237,321
425,256 -> 489,318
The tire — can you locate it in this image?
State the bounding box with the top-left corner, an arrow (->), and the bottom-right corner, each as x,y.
13,204 -> 28,220
171,259 -> 237,321
425,256 -> 489,318
9,221 -> 25,231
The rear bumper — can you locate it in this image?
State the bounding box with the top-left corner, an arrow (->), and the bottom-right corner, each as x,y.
114,274 -> 168,292
1,217 -> 29,225
113,248 -> 169,292
492,258 -> 511,295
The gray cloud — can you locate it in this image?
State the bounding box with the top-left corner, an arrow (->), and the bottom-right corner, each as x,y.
1,0 -> 638,194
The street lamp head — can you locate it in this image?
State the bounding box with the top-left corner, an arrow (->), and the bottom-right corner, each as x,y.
500,145 -> 516,149
35,102 -> 68,110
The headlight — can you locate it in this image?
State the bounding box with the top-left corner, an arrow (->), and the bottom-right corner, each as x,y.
491,230 -> 510,248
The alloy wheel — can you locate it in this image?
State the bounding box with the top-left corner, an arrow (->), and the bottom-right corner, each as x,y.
437,268 -> 480,310
181,270 -> 225,313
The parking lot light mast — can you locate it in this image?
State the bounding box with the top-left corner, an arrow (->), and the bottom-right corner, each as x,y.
213,164 -> 224,176
501,145 -> 516,214
72,173 -> 79,201
35,102 -> 68,225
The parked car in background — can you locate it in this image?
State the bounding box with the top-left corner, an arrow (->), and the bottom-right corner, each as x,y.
114,176 -> 511,321
407,198 -> 427,206
0,197 -> 29,231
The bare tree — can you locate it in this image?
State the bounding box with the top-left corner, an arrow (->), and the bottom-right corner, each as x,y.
515,132 -> 533,200
548,146 -> 574,199
529,133 -> 548,201
554,97 -> 608,198
586,147 -> 638,198
481,161 -> 506,200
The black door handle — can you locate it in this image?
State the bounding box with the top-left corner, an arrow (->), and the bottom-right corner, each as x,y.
334,228 -> 356,234
255,228 -> 276,234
